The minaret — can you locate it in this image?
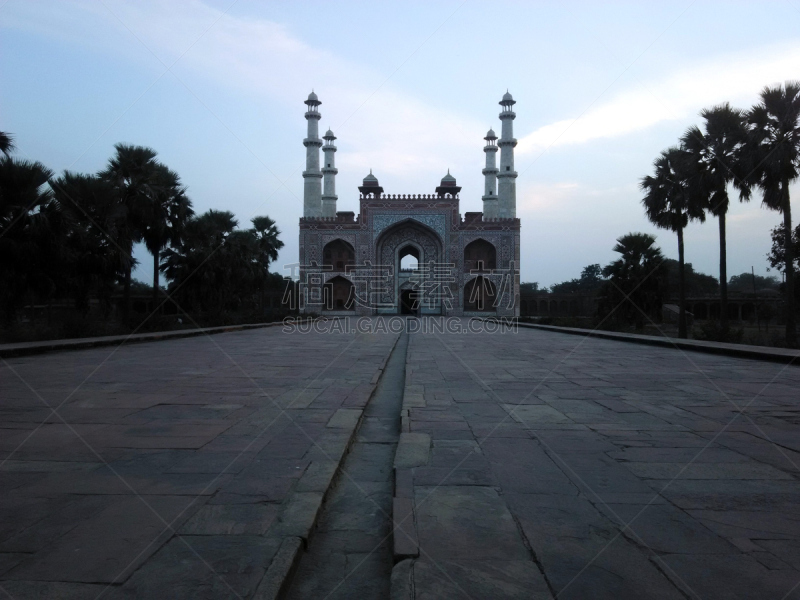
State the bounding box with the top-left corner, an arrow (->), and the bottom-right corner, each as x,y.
482,128 -> 499,219
321,128 -> 338,217
497,91 -> 518,219
302,91 -> 323,218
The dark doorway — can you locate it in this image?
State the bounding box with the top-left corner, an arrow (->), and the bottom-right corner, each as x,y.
400,290 -> 418,315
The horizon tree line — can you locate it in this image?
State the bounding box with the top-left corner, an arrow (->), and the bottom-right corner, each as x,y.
0,136 -> 284,328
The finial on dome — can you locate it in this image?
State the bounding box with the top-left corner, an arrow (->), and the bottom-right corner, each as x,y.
362,170 -> 379,185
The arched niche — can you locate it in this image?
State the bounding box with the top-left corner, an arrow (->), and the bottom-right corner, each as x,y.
323,239 -> 355,271
323,275 -> 355,311
464,239 -> 497,272
464,276 -> 497,312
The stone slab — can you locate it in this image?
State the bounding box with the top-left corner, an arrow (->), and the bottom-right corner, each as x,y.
393,432 -> 431,469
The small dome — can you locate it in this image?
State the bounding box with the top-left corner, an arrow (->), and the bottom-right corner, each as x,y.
485,128 -> 497,139
363,169 -> 379,185
308,91 -> 319,102
440,169 -> 456,185
502,91 -> 513,101
324,128 -> 335,138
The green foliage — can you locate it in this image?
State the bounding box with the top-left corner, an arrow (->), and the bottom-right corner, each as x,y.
746,81 -> 800,345
598,233 -> 666,330
0,156 -> 59,321
693,320 -> 744,343
728,272 -> 780,292
0,131 -> 15,157
682,103 -> 750,218
50,172 -> 127,313
519,282 -> 543,293
162,210 -> 284,313
550,264 -> 604,294
662,259 -> 719,297
641,146 -> 706,337
767,223 -> 800,274
1,133 -> 284,332
641,147 -> 706,232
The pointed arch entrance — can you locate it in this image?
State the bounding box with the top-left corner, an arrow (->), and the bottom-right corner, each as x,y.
376,219 -> 443,314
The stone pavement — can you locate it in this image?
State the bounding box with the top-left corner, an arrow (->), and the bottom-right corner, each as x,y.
1,319 -> 800,599
0,325 -> 398,599
394,322 -> 800,599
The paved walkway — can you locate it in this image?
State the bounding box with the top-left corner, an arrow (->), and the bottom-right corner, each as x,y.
0,325 -> 397,599
1,320 -> 799,599
397,323 -> 800,599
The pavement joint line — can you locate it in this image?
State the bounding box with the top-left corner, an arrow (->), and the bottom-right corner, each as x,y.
490,319 -> 800,365
0,316 -> 359,359
0,321 -> 287,358
253,331 -> 403,600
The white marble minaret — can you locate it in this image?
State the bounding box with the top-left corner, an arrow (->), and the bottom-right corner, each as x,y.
302,91 -> 323,217
482,127 -> 499,219
321,128 -> 338,217
497,91 -> 518,219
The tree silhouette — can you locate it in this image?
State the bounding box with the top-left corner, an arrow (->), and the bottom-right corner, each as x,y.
641,147 -> 705,337
601,233 -> 666,330
0,132 -> 16,157
139,164 -> 194,305
682,103 -> 750,332
0,156 -> 57,322
745,81 -> 800,347
50,172 -> 126,313
99,144 -> 160,322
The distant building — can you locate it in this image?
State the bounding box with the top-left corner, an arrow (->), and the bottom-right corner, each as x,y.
297,92 -> 520,316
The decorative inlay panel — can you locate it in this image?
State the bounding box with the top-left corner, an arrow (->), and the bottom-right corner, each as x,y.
372,213 -> 446,242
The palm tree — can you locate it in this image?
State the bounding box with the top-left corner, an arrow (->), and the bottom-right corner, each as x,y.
163,210 -> 239,312
641,147 -> 706,338
0,132 -> 15,157
0,156 -> 56,321
746,81 -> 800,347
601,232 -> 666,330
50,172 -> 127,313
140,164 -> 194,305
99,144 -> 160,322
251,216 -> 284,310
251,216 -> 284,269
682,103 -> 750,332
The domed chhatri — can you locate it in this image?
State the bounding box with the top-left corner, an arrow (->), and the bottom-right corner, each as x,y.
500,91 -> 516,107
485,128 -> 497,141
358,169 -> 384,197
435,169 -> 462,198
362,169 -> 379,186
323,128 -> 336,140
305,90 -> 321,107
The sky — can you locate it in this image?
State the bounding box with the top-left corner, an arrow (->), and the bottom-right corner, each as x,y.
2,0 -> 799,287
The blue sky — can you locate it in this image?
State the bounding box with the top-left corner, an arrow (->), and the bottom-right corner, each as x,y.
2,0 -> 799,286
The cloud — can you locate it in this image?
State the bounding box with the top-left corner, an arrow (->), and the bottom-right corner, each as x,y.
516,42 -> 800,155
2,0 -> 486,185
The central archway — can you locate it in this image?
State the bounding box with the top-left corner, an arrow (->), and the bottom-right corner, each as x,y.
376,219 -> 443,315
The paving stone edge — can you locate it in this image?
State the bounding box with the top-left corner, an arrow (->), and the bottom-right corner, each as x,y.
0,321 -> 294,358
390,558 -> 415,600
253,331 -> 402,599
489,319 -> 800,365
390,334 -> 422,598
